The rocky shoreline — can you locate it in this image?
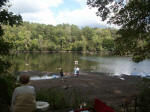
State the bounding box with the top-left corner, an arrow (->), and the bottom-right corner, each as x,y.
25,71 -> 143,110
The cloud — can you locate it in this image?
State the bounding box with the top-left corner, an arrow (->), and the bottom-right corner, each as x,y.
55,6 -> 117,28
56,7 -> 98,25
22,10 -> 56,25
9,0 -> 63,13
8,0 -> 63,25
8,0 -> 117,28
74,0 -> 87,8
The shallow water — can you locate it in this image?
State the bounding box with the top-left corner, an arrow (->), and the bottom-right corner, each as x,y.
81,56 -> 150,77
30,75 -> 60,80
9,53 -> 150,79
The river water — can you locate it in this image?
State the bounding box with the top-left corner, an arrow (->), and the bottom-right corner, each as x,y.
9,53 -> 150,78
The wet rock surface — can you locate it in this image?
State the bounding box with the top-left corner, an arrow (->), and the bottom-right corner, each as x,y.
28,71 -> 142,108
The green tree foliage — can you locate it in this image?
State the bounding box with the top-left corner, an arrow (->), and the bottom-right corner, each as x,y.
0,0 -> 22,111
0,0 -> 22,72
3,22 -> 117,53
87,0 -> 150,62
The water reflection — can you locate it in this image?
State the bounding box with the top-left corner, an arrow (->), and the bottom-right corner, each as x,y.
8,53 -> 150,78
81,56 -> 150,77
9,53 -> 96,74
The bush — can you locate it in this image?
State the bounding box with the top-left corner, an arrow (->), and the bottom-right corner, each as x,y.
0,74 -> 16,112
36,88 -> 92,111
37,88 -> 68,109
138,78 -> 150,112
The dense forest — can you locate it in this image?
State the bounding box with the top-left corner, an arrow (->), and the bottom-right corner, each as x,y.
2,22 -> 117,52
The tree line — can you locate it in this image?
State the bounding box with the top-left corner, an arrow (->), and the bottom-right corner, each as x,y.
2,22 -> 117,53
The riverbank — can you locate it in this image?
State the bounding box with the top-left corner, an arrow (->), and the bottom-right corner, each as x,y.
28,72 -> 143,111
11,50 -> 113,55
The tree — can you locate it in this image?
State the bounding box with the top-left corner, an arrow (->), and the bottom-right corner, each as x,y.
87,0 -> 150,62
0,0 -> 22,111
0,0 -> 22,72
3,22 -> 117,52
82,26 -> 95,40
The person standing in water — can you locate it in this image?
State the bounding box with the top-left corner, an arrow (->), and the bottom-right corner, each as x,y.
76,66 -> 80,76
60,68 -> 64,80
74,61 -> 80,77
74,66 -> 77,76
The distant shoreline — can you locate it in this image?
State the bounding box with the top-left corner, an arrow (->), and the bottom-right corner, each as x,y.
12,50 -> 113,55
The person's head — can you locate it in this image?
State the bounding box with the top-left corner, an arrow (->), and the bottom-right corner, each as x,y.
19,75 -> 30,84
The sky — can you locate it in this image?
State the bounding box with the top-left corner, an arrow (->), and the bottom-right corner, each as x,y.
8,0 -> 117,28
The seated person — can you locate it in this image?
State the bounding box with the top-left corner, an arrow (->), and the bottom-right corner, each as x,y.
11,75 -> 36,112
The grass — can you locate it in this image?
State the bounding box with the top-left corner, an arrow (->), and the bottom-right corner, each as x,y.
36,87 -> 93,111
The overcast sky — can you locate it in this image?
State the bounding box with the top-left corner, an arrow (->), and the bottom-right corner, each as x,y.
9,0 -> 117,28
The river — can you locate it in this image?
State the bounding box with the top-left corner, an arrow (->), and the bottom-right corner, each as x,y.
9,52 -> 150,77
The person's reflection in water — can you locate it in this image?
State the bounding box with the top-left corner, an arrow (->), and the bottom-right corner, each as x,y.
11,75 -> 36,112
